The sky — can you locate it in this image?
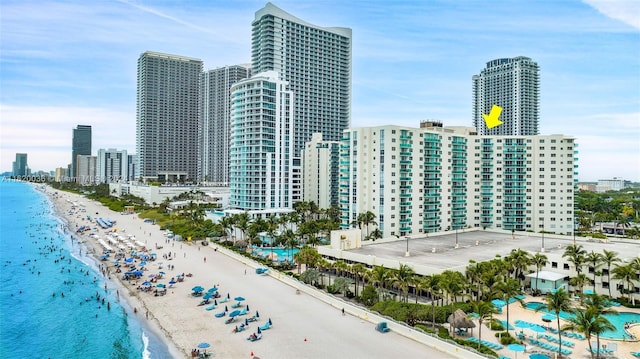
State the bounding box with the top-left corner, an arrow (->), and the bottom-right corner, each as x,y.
1,0 -> 639,182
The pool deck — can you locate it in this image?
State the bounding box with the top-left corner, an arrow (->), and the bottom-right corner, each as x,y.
460,294 -> 640,359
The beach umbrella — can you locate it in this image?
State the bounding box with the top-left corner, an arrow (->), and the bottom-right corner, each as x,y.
529,325 -> 546,333
197,342 -> 210,349
207,287 -> 218,293
234,296 -> 245,302
156,283 -> 166,288
148,274 -> 155,278
541,313 -> 557,322
203,293 -> 213,300
507,343 -> 526,359
141,281 -> 152,287
515,321 -> 531,329
229,310 -> 241,317
139,261 -> 147,266
192,286 -> 205,293
169,280 -> 176,285
491,299 -> 507,308
159,271 -> 165,275
124,257 -> 133,263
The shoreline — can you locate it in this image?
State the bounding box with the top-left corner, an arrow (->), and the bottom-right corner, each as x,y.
40,184 -> 185,359
39,183 -> 460,359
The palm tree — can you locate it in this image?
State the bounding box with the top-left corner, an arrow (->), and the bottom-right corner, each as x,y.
370,265 -> 391,302
471,301 -> 497,351
351,263 -> 366,298
570,273 -> 589,295
611,263 -> 637,302
393,264 -> 415,303
218,216 -> 234,242
505,249 -> 531,284
465,261 -> 483,301
590,313 -> 616,359
493,278 -> 522,335
600,250 -> 620,298
562,308 -> 595,358
586,251 -> 603,294
233,212 -> 250,245
563,244 -> 587,274
423,274 -> 440,329
361,211 -> 377,239
544,288 -> 572,358
531,253 -> 549,292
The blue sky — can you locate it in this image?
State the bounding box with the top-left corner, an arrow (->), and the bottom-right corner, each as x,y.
1,0 -> 638,181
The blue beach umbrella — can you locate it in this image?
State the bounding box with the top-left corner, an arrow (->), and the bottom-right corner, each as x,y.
507,343 -> 526,359
541,313 -> 557,322
197,342 -> 210,349
207,287 -> 218,293
124,257 -> 133,263
141,281 -> 152,287
157,283 -> 166,288
234,296 -> 245,302
515,321 -> 531,329
491,299 -> 507,307
229,310 -> 241,317
529,325 -> 546,333
192,286 -> 204,293
203,293 -> 213,300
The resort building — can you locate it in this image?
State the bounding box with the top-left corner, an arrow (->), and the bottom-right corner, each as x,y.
199,65 -> 251,184
228,71 -> 295,216
72,125 -> 92,179
12,153 -> 28,176
473,57 -> 540,136
127,154 -> 137,182
596,177 -> 627,192
136,51 -> 203,182
96,148 -> 128,183
301,133 -> 341,209
252,3 -> 352,156
337,123 -> 578,238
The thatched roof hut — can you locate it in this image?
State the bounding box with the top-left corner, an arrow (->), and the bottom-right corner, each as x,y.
447,309 -> 476,329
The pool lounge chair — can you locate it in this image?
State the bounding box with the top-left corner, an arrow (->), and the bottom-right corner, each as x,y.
214,310 -> 226,318
258,321 -> 271,331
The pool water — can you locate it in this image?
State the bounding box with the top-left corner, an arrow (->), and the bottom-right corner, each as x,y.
524,301 -> 640,339
251,246 -> 299,262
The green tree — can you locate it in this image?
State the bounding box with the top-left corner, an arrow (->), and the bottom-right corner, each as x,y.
611,263 -> 638,302
471,301 -> 497,351
562,308 -> 595,358
370,265 -> 391,302
531,253 -> 549,292
544,288 -> 572,358
586,251 -> 603,294
600,250 -> 620,298
563,244 -> 587,273
393,264 -> 416,303
493,278 -> 522,336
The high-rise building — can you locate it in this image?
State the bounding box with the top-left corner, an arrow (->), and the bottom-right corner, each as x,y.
12,153 -> 28,176
229,71 -> 295,214
301,133 -> 340,209
473,57 -> 540,136
77,155 -> 97,185
72,125 -> 92,178
136,51 -> 203,182
97,148 -> 128,183
127,154 -> 137,182
336,124 -> 577,238
199,65 -> 251,184
252,3 -> 352,155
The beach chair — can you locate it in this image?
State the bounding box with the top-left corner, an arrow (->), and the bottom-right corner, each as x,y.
219,297 -> 229,303
258,321 -> 271,331
247,333 -> 262,342
205,304 -> 216,311
238,308 -> 248,316
231,302 -> 242,308
225,317 -> 236,325
214,310 -> 226,318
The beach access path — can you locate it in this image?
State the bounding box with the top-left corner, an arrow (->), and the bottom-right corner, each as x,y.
48,187 -> 460,359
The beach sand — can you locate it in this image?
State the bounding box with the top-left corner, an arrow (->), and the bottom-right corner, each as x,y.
46,186 -> 457,359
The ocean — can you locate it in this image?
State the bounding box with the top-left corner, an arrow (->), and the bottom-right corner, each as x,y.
0,180 -> 172,358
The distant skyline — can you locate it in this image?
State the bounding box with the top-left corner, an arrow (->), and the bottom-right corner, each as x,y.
1,0 -> 639,181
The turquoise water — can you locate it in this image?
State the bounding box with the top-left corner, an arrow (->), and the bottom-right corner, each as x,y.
0,181 -> 171,358
252,246 -> 299,262
524,301 -> 640,339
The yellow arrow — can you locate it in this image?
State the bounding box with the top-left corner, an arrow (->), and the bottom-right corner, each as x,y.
482,105 -> 503,129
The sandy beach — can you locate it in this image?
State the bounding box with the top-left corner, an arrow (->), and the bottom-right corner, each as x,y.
46,186 -> 459,359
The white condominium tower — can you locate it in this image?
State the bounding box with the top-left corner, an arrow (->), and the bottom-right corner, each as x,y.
97,148 -> 128,183
338,124 -> 577,238
301,133 -> 341,209
473,57 -> 540,136
252,3 -> 352,155
199,65 -> 251,184
229,71 -> 295,213
136,51 -> 203,182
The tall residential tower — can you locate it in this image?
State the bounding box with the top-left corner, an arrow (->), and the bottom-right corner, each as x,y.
473,57 -> 540,136
72,125 -> 92,178
252,3 -> 352,155
199,65 -> 251,184
136,51 -> 203,182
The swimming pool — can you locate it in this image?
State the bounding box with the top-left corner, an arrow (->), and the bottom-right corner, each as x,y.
251,246 -> 299,262
524,301 -> 640,340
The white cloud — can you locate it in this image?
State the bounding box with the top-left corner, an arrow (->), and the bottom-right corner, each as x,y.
583,0 -> 640,30
0,105 -> 135,172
